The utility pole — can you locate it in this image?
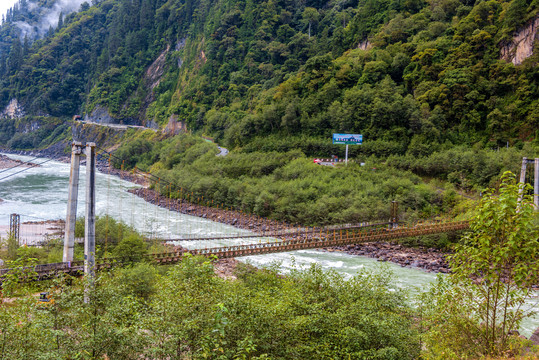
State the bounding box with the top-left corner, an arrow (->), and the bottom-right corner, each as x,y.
535,158 -> 539,209
84,143 -> 96,304
518,157 -> 527,204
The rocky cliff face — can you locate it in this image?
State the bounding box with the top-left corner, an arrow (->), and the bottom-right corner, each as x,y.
501,16 -> 539,65
163,115 -> 187,135
1,99 -> 25,119
85,106 -> 116,124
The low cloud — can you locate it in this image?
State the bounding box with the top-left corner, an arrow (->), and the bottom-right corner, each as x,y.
16,0 -> 88,38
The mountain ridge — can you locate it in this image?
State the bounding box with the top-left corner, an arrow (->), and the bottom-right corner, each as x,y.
0,0 -> 537,152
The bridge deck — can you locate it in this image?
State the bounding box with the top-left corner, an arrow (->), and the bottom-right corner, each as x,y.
0,221 -> 469,281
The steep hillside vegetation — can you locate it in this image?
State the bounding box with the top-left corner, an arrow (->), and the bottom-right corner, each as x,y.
0,0 -> 537,148
0,0 -> 538,223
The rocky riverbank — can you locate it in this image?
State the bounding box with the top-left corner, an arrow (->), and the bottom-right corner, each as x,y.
95,161 -> 150,186
327,242 -> 451,273
128,187 -> 458,275
0,154 -> 39,170
128,187 -> 292,234
214,258 -> 239,279
328,242 -> 539,290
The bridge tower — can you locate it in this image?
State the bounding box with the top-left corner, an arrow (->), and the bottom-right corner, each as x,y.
390,201 -> 399,228
518,157 -> 539,209
63,142 -> 96,279
9,213 -> 20,245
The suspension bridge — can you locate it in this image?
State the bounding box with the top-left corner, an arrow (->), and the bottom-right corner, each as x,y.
0,144 -> 536,282
0,220 -> 470,280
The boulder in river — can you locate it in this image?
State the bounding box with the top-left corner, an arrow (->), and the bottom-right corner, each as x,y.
530,326 -> 539,345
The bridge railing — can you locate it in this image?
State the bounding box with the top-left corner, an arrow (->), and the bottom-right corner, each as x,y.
0,220 -> 470,282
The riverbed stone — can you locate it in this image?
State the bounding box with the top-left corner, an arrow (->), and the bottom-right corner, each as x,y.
530,327 -> 539,345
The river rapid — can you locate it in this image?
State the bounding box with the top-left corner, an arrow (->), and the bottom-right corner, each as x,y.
0,153 -> 537,336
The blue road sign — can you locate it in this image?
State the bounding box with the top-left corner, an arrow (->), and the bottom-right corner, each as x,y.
332,134 -> 363,145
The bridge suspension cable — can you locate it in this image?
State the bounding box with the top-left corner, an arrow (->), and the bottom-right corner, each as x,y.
0,155 -> 41,175
0,158 -> 54,182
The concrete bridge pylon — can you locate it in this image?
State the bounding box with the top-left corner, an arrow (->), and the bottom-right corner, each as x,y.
63,142 -> 96,281
518,157 -> 539,209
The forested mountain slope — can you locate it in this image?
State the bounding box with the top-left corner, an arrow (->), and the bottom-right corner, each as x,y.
0,0 -> 537,151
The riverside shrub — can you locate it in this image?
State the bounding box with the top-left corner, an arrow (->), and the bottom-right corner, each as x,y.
0,256 -> 420,359
420,172 -> 539,358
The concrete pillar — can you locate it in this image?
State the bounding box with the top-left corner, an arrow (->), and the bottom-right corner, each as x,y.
391,201 -> 399,228
10,213 -> 20,246
84,143 -> 96,278
535,158 -> 539,210
63,142 -> 82,262
518,157 -> 528,204
519,157 -> 528,184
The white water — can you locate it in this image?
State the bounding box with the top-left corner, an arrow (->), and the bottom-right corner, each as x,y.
0,154 -> 536,336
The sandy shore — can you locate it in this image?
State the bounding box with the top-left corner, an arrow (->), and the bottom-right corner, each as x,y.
0,220 -> 64,246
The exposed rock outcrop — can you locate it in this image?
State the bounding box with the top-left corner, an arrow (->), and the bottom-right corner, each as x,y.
176,37 -> 186,69
85,106 -> 116,124
141,45 -> 171,121
501,16 -> 539,65
358,39 -> 372,51
163,115 -> 187,135
144,44 -> 170,104
1,99 -> 25,119
175,38 -> 186,51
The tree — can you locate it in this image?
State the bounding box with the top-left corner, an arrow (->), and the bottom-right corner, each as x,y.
1,247 -> 38,298
6,37 -> 22,74
57,12 -> 63,30
302,7 -> 319,38
421,171 -> 539,358
113,234 -> 148,264
79,2 -> 90,12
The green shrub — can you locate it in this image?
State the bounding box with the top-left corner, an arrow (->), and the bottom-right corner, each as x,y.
113,234 -> 148,265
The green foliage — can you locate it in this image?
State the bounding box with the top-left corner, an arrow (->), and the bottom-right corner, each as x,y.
6,233 -> 19,260
421,172 -> 539,358
0,0 -> 537,231
1,0 -> 537,151
114,263 -> 159,301
75,215 -> 141,253
1,248 -> 38,297
388,144 -> 539,190
112,234 -> 148,265
0,257 -> 420,359
131,133 -> 450,224
0,117 -> 70,150
145,256 -> 420,359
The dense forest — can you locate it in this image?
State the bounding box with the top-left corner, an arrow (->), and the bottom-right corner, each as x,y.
0,0 -> 537,145
1,2 -> 539,358
0,0 -> 538,223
